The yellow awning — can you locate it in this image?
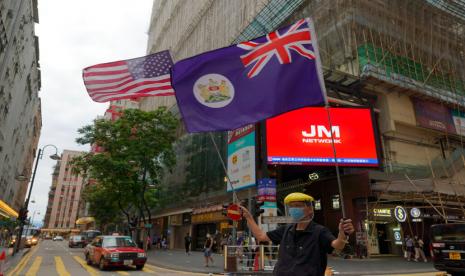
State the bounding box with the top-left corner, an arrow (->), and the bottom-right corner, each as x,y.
75,217 -> 95,225
0,200 -> 18,218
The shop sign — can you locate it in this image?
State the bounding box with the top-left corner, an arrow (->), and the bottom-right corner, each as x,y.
410,208 -> 422,222
373,208 -> 392,217
257,178 -> 277,203
412,98 -> 456,134
394,206 -> 407,222
191,211 -> 224,224
393,228 -> 402,245
227,125 -> 256,192
169,214 -> 183,226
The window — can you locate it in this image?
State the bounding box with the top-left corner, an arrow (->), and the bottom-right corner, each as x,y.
331,195 -> 340,210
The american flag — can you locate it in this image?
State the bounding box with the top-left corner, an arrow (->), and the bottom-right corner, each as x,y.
82,51 -> 174,103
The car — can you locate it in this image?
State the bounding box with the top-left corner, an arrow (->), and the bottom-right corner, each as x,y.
82,230 -> 102,246
431,223 -> 465,276
69,235 -> 85,248
53,235 -> 64,241
25,235 -> 39,247
84,235 -> 147,271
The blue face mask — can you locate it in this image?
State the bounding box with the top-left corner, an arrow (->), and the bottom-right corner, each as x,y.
288,207 -> 305,221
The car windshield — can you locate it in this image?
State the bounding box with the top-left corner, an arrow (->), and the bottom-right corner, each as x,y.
102,237 -> 137,248
432,224 -> 465,241
72,236 -> 82,241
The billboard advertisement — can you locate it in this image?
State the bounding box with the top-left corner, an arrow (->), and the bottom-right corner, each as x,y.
266,107 -> 379,166
412,98 -> 456,134
227,125 -> 256,192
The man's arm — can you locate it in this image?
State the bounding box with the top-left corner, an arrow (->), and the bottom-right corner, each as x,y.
331,219 -> 355,250
239,206 -> 271,242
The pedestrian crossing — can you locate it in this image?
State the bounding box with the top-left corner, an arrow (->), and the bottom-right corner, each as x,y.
7,251 -> 208,276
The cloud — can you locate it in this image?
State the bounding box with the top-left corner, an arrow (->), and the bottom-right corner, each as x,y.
31,0 -> 153,224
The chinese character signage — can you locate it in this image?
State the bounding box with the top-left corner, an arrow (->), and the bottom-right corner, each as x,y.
227,125 -> 256,192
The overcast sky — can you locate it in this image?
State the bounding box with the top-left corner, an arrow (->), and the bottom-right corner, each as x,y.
31,0 -> 153,225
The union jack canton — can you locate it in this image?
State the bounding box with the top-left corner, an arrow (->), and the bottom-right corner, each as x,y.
238,18 -> 316,78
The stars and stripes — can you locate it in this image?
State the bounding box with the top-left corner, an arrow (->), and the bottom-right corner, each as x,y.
82,51 -> 174,103
238,19 -> 315,78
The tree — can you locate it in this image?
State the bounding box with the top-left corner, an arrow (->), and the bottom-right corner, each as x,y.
71,108 -> 178,234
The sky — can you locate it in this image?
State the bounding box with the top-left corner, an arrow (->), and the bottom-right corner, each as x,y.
31,0 -> 154,225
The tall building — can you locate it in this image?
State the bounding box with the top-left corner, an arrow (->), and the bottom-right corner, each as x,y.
141,0 -> 465,254
0,0 -> 42,212
43,162 -> 61,229
46,150 -> 86,231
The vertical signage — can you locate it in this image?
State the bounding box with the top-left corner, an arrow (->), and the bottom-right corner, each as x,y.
227,125 -> 256,192
257,178 -> 278,231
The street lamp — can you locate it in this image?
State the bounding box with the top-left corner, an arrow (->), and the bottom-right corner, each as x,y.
14,144 -> 60,255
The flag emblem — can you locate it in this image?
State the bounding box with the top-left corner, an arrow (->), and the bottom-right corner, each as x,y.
193,74 -> 235,108
82,51 -> 174,103
238,19 -> 315,78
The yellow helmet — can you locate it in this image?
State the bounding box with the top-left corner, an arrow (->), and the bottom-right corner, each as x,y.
284,192 -> 314,205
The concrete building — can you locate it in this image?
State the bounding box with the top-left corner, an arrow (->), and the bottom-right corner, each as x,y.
140,0 -> 465,253
43,162 -> 61,229
46,150 -> 86,231
0,0 -> 42,213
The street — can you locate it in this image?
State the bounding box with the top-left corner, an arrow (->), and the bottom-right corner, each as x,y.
6,240 -> 204,276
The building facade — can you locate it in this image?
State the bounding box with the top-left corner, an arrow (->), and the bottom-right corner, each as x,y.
43,162 -> 61,229
140,0 -> 465,254
46,150 -> 86,231
0,0 -> 42,212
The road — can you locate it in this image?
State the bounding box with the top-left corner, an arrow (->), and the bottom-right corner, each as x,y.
6,240 -> 206,276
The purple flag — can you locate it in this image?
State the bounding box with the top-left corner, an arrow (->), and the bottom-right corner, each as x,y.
172,18 -> 327,133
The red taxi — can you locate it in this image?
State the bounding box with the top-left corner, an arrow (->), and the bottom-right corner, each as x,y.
84,235 -> 147,270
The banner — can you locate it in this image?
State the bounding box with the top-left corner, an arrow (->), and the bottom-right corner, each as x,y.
412,98 -> 456,134
227,125 -> 256,192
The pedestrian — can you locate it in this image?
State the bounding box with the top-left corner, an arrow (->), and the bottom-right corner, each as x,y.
240,192 -> 354,276
161,236 -> 167,250
146,235 -> 151,250
203,233 -> 214,267
184,233 -> 192,255
405,235 -> 414,261
414,236 -> 427,262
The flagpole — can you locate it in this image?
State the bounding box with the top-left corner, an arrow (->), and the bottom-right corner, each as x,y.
325,105 -> 347,219
208,132 -> 240,204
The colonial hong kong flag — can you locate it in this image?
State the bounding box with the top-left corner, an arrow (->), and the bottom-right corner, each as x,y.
172,18 -> 327,133
83,51 -> 174,103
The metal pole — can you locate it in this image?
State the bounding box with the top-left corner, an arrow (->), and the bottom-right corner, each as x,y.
14,148 -> 41,255
325,106 -> 347,218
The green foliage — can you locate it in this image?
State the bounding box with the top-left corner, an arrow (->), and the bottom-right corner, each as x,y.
71,108 -> 178,227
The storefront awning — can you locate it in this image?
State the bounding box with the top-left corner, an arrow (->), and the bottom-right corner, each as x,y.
75,217 -> 95,225
0,200 -> 18,218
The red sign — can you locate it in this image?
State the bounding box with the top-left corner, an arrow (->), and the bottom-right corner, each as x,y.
266,107 -> 379,166
227,204 -> 242,221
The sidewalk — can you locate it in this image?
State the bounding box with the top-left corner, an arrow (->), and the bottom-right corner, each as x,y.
146,248 -> 440,275
0,246 -> 30,274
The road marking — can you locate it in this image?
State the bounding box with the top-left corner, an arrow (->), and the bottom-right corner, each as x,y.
73,255 -> 100,276
146,263 -> 209,275
55,256 -> 71,276
117,271 -> 130,275
7,245 -> 39,276
143,267 -> 156,274
25,256 -> 42,276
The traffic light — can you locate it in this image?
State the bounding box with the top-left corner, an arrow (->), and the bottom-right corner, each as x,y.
222,203 -> 229,216
253,198 -> 265,217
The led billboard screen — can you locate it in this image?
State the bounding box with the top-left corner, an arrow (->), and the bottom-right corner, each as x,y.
266,107 -> 379,166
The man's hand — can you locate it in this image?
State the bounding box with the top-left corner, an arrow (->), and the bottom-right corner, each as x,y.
338,218 -> 354,237
239,205 -> 253,220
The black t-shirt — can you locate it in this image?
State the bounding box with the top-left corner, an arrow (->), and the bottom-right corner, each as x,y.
267,222 -> 336,276
184,236 -> 191,244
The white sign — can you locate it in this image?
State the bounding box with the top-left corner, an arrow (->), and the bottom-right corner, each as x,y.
394,206 -> 407,222
410,208 -> 421,218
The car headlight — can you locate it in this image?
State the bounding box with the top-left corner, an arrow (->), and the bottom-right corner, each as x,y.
105,252 -> 119,259
137,252 -> 146,258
